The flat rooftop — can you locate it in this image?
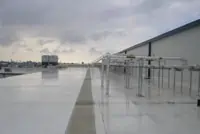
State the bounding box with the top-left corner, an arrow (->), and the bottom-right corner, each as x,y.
0,68 -> 200,134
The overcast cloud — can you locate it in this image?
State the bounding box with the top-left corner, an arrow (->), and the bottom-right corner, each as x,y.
25,48 -> 33,52
89,47 -> 102,55
53,46 -> 75,54
38,39 -> 55,46
40,48 -> 50,54
0,0 -> 200,62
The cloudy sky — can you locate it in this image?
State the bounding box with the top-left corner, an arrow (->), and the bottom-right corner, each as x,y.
0,0 -> 200,62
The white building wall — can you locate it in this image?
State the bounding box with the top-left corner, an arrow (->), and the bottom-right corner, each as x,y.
151,25 -> 200,89
126,44 -> 148,56
119,25 -> 200,92
152,25 -> 200,65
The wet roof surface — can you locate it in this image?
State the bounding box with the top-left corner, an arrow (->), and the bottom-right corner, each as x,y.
91,68 -> 200,134
0,67 -> 200,134
0,68 -> 86,134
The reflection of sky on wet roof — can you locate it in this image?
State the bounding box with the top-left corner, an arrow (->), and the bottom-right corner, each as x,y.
0,67 -> 200,134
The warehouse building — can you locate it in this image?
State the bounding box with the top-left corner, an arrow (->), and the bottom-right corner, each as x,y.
118,19 -> 200,66
116,19 -> 200,83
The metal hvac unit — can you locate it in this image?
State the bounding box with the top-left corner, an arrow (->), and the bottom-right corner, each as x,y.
42,55 -> 58,67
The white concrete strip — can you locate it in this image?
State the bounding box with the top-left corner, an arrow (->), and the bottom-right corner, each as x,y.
65,69 -> 96,134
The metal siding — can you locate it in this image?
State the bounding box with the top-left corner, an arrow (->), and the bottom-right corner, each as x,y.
126,44 -> 148,56
42,55 -> 49,62
152,25 -> 200,65
118,19 -> 200,54
151,25 -> 200,85
49,55 -> 58,63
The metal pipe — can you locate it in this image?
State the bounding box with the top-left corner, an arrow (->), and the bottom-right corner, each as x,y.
130,66 -> 132,87
128,66 -> 131,88
107,55 -> 186,61
93,54 -> 188,70
147,79 -> 151,99
145,66 -> 148,78
173,69 -> 176,96
107,63 -> 191,70
137,60 -> 144,96
189,70 -> 193,96
152,67 -> 155,84
135,65 -> 137,77
94,55 -> 186,64
140,60 -> 144,95
131,66 -> 134,77
124,65 -> 127,88
101,61 -> 104,87
180,70 -> 183,94
168,68 -> 170,88
133,66 -> 136,77
161,66 -> 164,88
106,58 -> 110,96
127,65 -> 129,88
137,61 -> 141,96
125,65 -> 129,89
198,71 -> 200,97
158,60 -> 161,95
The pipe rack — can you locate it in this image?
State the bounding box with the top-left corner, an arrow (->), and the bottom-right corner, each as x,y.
94,54 -> 200,105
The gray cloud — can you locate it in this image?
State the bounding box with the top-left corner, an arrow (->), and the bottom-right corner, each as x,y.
89,47 -> 102,55
60,31 -> 86,44
135,0 -> 198,14
0,28 -> 20,47
40,48 -> 50,54
98,6 -> 132,21
38,39 -> 55,46
90,31 -> 112,41
0,0 -> 133,45
52,49 -> 60,54
53,47 -> 75,54
90,29 -> 127,41
98,0 -> 193,21
18,44 -> 27,48
15,40 -> 27,48
62,48 -> 75,53
134,0 -> 167,14
97,0 -> 200,33
0,0 -> 110,31
25,48 -> 33,52
1,0 -> 53,26
0,0 -> 200,54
